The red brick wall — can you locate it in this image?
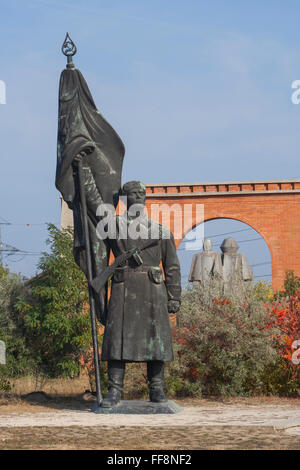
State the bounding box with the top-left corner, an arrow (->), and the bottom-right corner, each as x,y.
145,184 -> 300,292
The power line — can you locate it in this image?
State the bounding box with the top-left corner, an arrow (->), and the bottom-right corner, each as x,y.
0,221 -> 12,263
257,274 -> 272,278
250,261 -> 271,267
0,215 -> 48,265
181,273 -> 272,280
0,216 -> 11,224
229,237 -> 262,245
179,236 -> 264,251
178,226 -> 265,252
0,243 -> 24,252
7,223 -> 47,227
185,227 -> 253,242
181,260 -> 271,273
5,252 -> 42,257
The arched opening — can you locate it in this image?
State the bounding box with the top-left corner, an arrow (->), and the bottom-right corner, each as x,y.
178,218 -> 272,287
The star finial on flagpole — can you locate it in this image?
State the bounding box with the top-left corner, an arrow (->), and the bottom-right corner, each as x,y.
61,32 -> 77,69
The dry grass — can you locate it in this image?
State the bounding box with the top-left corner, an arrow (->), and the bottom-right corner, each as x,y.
9,367 -> 150,400
7,375 -> 300,407
10,375 -> 91,397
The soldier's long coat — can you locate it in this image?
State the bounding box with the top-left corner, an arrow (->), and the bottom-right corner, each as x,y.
101,214 -> 181,362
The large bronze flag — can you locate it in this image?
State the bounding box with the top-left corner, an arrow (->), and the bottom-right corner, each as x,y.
56,39 -> 125,323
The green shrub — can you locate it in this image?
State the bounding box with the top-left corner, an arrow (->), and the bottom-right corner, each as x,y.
0,377 -> 11,393
167,279 -> 279,397
0,264 -> 35,384
274,269 -> 300,299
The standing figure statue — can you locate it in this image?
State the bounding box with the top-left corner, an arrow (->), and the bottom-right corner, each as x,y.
188,238 -> 223,283
97,181 -> 181,407
220,237 -> 253,291
55,35 -> 181,409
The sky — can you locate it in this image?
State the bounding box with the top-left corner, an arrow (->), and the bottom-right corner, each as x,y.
0,0 -> 299,279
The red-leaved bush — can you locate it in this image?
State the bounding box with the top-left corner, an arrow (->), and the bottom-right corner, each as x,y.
262,293 -> 300,395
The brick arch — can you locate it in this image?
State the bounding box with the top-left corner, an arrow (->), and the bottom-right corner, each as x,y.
144,179 -> 300,291
185,215 -> 272,260
180,215 -> 273,282
183,215 -> 270,249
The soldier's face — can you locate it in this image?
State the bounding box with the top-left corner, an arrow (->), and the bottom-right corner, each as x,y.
126,189 -> 146,209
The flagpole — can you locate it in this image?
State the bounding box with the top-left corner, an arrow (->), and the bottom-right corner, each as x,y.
77,159 -> 103,408
61,33 -> 102,408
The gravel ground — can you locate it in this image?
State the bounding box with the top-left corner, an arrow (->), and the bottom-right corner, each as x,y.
1,425 -> 299,450
1,402 -> 300,429
1,397 -> 300,449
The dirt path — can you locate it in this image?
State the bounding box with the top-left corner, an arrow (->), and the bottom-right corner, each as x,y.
1,425 -> 299,450
1,397 -> 300,449
1,402 -> 300,428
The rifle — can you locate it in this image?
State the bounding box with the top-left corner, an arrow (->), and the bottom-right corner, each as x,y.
90,239 -> 159,294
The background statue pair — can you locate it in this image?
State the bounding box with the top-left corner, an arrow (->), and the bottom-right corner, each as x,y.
189,237 -> 253,289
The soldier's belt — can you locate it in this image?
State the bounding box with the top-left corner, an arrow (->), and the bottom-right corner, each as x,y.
113,266 -> 163,284
115,265 -> 157,272
90,239 -> 159,294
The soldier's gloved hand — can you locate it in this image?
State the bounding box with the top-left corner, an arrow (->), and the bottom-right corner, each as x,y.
167,300 -> 180,313
73,151 -> 85,166
73,147 -> 93,165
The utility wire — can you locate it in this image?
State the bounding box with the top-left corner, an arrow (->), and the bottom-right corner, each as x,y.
5,252 -> 42,256
0,216 -> 11,224
184,227 -> 253,242
250,261 -> 271,267
179,236 -> 264,251
181,273 -> 272,280
6,223 -> 47,226
0,216 -> 47,264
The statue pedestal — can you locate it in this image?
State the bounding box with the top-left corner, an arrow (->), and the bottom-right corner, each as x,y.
91,400 -> 182,414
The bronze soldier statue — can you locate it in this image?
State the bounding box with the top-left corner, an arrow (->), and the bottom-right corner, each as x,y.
99,180 -> 181,407
56,36 -> 181,409
75,176 -> 181,407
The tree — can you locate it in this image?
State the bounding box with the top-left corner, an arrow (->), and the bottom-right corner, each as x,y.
0,264 -> 33,390
0,264 -> 21,337
16,224 -> 93,378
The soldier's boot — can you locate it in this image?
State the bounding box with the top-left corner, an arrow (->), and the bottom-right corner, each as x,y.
101,360 -> 125,408
147,361 -> 168,403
